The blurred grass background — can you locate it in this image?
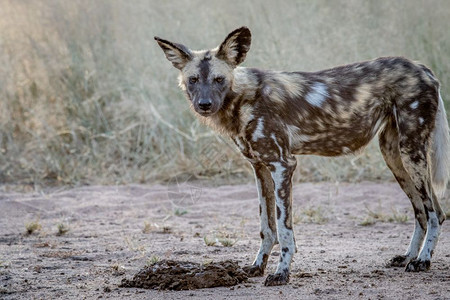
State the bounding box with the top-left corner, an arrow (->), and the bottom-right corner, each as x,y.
0,0 -> 449,187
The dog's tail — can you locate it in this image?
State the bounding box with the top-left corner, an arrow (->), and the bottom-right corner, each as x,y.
431,89 -> 450,198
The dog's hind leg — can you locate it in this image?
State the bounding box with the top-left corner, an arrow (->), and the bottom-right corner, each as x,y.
243,162 -> 278,277
393,97 -> 444,272
379,117 -> 427,267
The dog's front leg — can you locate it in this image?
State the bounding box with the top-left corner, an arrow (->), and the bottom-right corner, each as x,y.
243,161 -> 278,277
264,156 -> 297,286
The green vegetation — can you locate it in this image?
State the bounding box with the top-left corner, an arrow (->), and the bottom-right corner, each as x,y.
174,208 -> 188,217
1,1 -> 448,187
146,255 -> 160,266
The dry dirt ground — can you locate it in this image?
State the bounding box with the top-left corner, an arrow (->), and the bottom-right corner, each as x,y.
1,181 -> 449,299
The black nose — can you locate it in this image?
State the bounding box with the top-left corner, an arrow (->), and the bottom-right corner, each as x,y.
198,99 -> 212,111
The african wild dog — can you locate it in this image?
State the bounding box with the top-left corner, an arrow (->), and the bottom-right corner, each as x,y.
155,27 -> 449,286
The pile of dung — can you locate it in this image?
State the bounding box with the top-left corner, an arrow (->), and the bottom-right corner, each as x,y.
120,260 -> 248,290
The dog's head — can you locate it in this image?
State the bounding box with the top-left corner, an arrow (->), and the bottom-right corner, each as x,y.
155,27 -> 251,116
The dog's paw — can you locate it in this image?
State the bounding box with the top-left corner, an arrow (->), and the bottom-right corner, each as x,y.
264,271 -> 289,286
243,265 -> 264,277
386,255 -> 410,267
405,259 -> 430,272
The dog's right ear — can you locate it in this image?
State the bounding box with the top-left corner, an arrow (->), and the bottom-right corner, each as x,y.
154,37 -> 192,70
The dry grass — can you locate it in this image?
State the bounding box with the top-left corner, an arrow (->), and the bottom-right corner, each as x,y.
218,238 -> 237,247
0,0 -> 449,187
203,235 -> 237,247
294,206 -> 329,224
142,221 -> 156,234
359,203 -> 409,226
203,236 -> 217,247
25,219 -> 42,235
111,264 -> 126,276
56,223 -> 70,236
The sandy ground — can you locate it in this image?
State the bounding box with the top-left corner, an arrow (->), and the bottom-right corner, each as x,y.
1,181 -> 449,299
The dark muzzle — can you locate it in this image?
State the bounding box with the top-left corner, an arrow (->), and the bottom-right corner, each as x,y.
198,99 -> 212,111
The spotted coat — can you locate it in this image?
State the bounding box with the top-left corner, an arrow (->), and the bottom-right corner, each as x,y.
155,27 -> 449,286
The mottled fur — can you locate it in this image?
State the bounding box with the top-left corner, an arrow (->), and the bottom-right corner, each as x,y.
155,27 -> 449,286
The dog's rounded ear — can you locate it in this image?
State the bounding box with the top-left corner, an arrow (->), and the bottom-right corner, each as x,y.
216,27 -> 251,67
155,37 -> 193,70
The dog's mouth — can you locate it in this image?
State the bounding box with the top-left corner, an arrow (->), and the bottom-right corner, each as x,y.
192,99 -> 222,117
194,104 -> 219,117
197,110 -> 215,117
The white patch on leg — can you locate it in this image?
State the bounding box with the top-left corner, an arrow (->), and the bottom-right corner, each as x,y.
405,219 -> 426,259
410,101 -> 419,110
252,168 -> 277,268
417,211 -> 440,261
252,117 -> 265,142
270,162 -> 295,274
305,82 -> 329,107
270,162 -> 285,190
271,133 -> 283,156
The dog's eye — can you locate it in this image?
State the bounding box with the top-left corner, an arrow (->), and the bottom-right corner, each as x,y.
189,77 -> 198,84
214,77 -> 225,83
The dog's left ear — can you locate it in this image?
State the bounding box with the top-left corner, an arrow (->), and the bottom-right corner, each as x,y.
154,37 -> 193,70
216,27 -> 251,67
